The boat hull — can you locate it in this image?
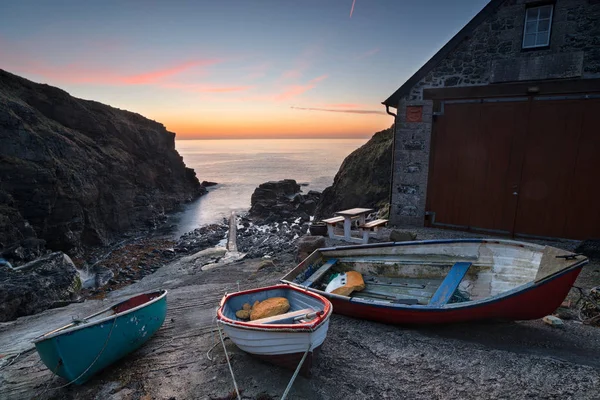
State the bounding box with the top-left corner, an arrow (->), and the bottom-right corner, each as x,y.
220,321 -> 328,377
34,290 -> 167,384
282,239 -> 588,325
327,266 -> 583,325
217,284 -> 332,376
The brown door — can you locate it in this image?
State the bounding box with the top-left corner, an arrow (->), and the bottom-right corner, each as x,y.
427,96 -> 600,239
563,99 -> 600,239
427,102 -> 482,228
427,100 -> 528,233
468,101 -> 529,232
513,100 -> 583,238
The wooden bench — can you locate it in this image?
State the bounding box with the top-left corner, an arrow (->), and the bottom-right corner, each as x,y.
301,259 -> 338,287
358,219 -> 388,243
321,216 -> 345,238
252,308 -> 315,324
428,262 -> 472,306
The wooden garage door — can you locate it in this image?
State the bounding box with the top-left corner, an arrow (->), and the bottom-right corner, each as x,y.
427,96 -> 600,240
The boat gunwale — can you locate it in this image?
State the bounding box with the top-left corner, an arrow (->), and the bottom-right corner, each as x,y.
32,289 -> 168,343
281,239 -> 588,312
317,238 -> 549,253
217,284 -> 332,332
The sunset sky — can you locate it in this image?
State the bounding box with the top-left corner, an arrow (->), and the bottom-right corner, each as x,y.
0,0 -> 488,139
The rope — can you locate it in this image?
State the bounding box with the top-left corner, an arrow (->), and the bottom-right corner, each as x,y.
0,348 -> 36,371
39,315 -> 118,395
217,321 -> 241,400
281,344 -> 311,400
573,286 -> 600,325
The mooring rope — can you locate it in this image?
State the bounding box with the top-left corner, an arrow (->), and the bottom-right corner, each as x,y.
216,321 -> 241,400
280,344 -> 311,400
39,315 -> 118,395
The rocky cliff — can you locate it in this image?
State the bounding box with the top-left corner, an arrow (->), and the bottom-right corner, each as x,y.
0,70 -> 204,257
314,126 -> 393,219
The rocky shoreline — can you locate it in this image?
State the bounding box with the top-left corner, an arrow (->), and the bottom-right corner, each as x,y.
0,179 -> 329,322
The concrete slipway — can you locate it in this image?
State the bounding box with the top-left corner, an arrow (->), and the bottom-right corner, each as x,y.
1,229 -> 599,400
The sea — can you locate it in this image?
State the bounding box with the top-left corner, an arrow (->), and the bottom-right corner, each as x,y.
170,138 -> 368,238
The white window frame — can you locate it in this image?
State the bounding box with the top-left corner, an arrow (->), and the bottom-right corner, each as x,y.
522,4 -> 554,49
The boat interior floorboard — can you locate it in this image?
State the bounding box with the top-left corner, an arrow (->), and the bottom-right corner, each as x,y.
352,276 -> 444,305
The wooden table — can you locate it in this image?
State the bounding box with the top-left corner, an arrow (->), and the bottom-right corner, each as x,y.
334,208 -> 373,242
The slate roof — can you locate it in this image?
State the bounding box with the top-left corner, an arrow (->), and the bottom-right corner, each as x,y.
382,0 -> 505,107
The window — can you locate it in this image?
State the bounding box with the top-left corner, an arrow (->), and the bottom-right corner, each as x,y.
522,5 -> 553,49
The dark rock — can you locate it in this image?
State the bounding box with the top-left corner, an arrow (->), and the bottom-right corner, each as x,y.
0,252 -> 81,321
309,222 -> 328,237
0,70 -> 204,254
92,265 -> 114,288
575,239 -> 600,260
201,181 -> 218,187
314,127 -> 393,220
256,259 -> 276,272
389,230 -> 417,242
296,236 -> 326,262
248,179 -> 320,224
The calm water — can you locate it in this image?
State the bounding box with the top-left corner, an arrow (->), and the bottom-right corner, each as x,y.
171,138 -> 367,237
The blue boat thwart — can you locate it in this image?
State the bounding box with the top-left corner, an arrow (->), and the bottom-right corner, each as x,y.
33,289 -> 168,385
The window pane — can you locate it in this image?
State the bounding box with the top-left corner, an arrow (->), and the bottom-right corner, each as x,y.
539,6 -> 552,19
526,7 -> 539,20
538,19 -> 550,32
536,32 -> 549,46
525,21 -> 538,33
524,33 -> 536,47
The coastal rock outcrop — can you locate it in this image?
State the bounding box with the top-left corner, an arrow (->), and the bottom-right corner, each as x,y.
314,126 -> 393,219
248,179 -> 320,224
0,69 -> 203,257
0,252 -> 82,322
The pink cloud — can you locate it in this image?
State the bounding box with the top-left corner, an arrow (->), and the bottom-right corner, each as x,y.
245,62 -> 271,80
3,55 -> 220,87
120,60 -> 218,85
275,75 -> 328,101
162,82 -> 255,93
278,45 -> 322,82
356,47 -> 380,60
323,103 -> 362,108
291,106 -> 386,115
281,69 -> 303,80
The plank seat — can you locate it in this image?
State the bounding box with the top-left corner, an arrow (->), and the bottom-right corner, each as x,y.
322,217 -> 346,239
321,216 -> 345,225
301,259 -> 338,287
428,262 -> 472,306
358,219 -> 388,229
358,219 -> 388,244
252,308 -> 315,324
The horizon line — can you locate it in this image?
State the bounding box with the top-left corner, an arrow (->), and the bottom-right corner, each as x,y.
174,136 -> 372,140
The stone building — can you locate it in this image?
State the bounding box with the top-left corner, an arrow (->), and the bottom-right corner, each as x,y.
383,0 -> 600,240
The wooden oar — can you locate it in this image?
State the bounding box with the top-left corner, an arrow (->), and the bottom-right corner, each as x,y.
36,306 -> 115,339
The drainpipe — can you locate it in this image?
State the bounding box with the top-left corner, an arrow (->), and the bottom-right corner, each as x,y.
385,104 -> 397,221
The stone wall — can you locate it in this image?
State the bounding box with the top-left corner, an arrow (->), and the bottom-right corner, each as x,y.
389,0 -> 600,226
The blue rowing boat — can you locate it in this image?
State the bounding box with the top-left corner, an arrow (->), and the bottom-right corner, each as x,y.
33,290 -> 167,384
